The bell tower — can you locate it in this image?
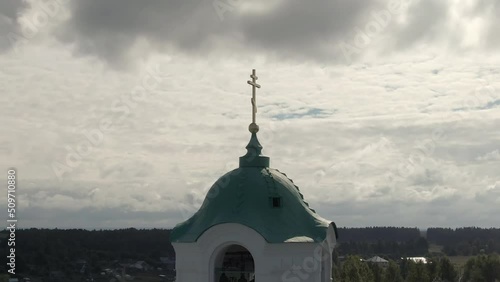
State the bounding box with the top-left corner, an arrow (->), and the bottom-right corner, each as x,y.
171,70 -> 338,282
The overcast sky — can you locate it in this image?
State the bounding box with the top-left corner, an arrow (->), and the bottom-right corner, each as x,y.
0,0 -> 499,229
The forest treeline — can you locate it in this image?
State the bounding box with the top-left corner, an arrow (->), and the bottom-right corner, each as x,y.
332,254 -> 500,282
427,227 -> 500,256
0,228 -> 175,277
1,227 -> 500,279
335,227 -> 427,258
335,227 -> 500,257
337,227 -> 421,242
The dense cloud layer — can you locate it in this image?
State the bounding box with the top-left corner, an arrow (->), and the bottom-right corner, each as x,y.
0,0 -> 29,51
44,0 -> 500,65
0,0 -> 498,64
0,1 -> 499,228
1,45 -> 499,227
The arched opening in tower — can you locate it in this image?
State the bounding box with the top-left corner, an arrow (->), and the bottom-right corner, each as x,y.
215,244 -> 255,282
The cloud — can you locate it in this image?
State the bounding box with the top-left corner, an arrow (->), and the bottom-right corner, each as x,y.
476,149 -> 500,161
0,0 -> 30,51
475,181 -> 500,205
391,0 -> 450,50
466,0 -> 500,48
54,0 -> 226,66
19,206 -> 180,229
52,0 -> 385,65
45,0 -> 500,66
0,4 -> 499,228
237,0 -> 384,62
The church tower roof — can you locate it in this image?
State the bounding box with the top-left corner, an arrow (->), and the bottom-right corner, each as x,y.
170,70 -> 336,244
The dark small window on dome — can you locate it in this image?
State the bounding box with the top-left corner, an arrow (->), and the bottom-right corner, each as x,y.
271,197 -> 281,208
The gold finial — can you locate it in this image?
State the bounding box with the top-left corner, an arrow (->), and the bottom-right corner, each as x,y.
247,69 -> 261,133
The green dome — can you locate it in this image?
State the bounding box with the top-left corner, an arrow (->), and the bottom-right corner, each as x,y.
171,133 -> 334,243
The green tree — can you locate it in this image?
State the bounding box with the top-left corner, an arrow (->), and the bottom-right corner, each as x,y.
463,254 -> 500,282
340,256 -> 374,282
0,274 -> 10,282
399,258 -> 411,280
406,261 -> 431,282
332,262 -> 342,281
383,260 -> 403,282
368,262 -> 384,282
427,257 -> 439,280
437,257 -> 458,282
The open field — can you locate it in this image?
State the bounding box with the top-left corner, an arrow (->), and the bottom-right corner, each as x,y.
449,256 -> 474,269
428,244 -> 473,269
428,244 -> 443,253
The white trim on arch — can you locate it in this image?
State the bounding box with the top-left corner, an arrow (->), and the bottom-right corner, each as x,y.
199,223 -> 266,282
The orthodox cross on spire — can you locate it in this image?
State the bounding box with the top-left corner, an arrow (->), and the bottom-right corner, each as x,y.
247,69 -> 261,133
240,68 -> 269,167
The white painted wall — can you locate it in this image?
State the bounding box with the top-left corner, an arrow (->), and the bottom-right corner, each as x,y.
172,223 -> 337,282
